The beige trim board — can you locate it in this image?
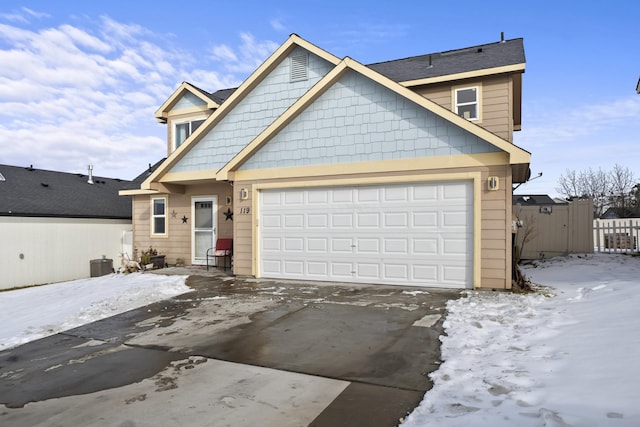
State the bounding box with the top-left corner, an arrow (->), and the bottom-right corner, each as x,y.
165,105 -> 211,118
218,55 -> 529,180
155,82 -> 219,122
119,189 -> 161,196
250,171 -> 483,289
400,63 -> 525,87
160,169 -> 219,184
231,152 -> 508,182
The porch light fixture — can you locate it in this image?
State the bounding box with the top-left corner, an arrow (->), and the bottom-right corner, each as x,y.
239,188 -> 249,200
488,176 -> 499,191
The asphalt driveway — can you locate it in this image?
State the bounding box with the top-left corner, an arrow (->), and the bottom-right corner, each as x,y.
0,268 -> 461,427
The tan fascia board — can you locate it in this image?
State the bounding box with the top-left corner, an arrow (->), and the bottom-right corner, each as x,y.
154,82 -> 219,123
399,63 -> 526,88
219,56 -> 529,181
229,152 -> 509,182
146,34 -> 342,186
119,188 -> 161,196
159,169 -> 218,184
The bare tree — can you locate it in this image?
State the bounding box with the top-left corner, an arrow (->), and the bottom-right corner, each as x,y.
556,169 -> 581,199
556,164 -> 636,218
581,167 -> 609,218
609,164 -> 635,211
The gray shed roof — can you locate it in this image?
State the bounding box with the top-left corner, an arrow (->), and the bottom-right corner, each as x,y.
0,164 -> 133,219
367,38 -> 525,83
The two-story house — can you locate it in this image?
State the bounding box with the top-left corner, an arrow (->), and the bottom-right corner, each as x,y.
121,34 -> 530,290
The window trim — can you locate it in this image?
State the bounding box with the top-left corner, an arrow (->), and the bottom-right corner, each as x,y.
172,117 -> 206,151
453,84 -> 482,122
151,197 -> 168,237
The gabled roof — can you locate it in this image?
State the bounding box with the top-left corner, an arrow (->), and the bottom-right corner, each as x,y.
0,164 -> 133,219
154,82 -> 221,123
368,38 -> 525,86
138,34 -> 342,190
217,56 -> 530,180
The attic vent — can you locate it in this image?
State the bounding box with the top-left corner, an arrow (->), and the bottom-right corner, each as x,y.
0,172 -> 4,182
290,53 -> 309,82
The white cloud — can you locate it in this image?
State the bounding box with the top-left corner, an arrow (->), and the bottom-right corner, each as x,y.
0,15 -> 270,179
270,19 -> 286,32
211,32 -> 279,74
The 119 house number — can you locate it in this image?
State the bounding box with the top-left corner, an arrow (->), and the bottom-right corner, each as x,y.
239,207 -> 251,214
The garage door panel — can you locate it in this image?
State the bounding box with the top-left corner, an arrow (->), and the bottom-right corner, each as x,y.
384,186 -> 408,202
413,211 -> 438,227
262,237 -> 282,252
259,181 -> 473,288
356,263 -> 380,279
284,237 -> 304,252
357,238 -> 380,253
307,238 -> 328,252
283,214 -> 304,228
307,213 -> 328,228
331,262 -> 355,278
283,260 -> 304,275
356,212 -> 379,228
413,264 -> 438,281
262,260 -> 282,275
384,238 -> 408,254
332,189 -> 353,203
307,261 -> 329,276
357,187 -> 380,202
331,213 -> 353,228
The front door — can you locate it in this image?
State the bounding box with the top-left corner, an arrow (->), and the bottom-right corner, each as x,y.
192,196 -> 217,265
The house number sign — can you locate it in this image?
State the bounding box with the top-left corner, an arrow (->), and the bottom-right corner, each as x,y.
239,207 -> 251,214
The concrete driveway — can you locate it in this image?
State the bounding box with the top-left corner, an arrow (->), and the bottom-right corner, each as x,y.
0,268 -> 460,427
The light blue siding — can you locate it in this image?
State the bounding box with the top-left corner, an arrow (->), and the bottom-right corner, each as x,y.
172,92 -> 207,110
170,48 -> 334,173
240,70 -> 501,171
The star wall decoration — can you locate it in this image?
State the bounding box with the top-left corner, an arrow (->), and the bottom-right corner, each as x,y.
181,215 -> 188,224
171,210 -> 178,218
224,208 -> 233,221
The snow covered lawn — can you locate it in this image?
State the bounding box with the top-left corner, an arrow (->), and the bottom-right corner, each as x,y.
402,253 -> 640,427
0,272 -> 189,351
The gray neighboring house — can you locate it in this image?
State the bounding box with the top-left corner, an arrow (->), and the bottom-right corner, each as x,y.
0,164 -> 138,290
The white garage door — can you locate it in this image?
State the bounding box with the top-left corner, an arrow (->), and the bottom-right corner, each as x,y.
259,181 -> 473,288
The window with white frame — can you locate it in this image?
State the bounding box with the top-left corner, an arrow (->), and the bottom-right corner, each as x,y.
174,119 -> 205,149
454,86 -> 480,120
151,197 -> 167,235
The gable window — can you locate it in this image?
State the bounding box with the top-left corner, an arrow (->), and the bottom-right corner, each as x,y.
174,119 -> 205,149
454,86 -> 480,121
151,197 -> 167,235
290,53 -> 309,82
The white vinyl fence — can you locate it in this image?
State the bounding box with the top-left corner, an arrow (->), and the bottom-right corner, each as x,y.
593,219 -> 640,253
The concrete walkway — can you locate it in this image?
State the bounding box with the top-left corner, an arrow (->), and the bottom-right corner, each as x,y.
0,268 -> 460,426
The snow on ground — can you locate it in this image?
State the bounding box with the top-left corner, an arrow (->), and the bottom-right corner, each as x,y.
402,253 -> 640,427
0,272 -> 189,351
2,255 -> 639,426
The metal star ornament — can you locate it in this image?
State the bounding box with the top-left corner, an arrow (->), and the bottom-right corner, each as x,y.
224,208 -> 233,221
181,215 -> 188,224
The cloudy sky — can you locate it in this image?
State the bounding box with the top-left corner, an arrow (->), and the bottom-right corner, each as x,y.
1,0 -> 639,196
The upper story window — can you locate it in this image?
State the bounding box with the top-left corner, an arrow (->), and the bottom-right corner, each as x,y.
151,197 -> 167,235
454,86 -> 481,121
174,119 -> 205,149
